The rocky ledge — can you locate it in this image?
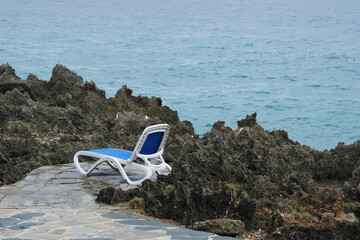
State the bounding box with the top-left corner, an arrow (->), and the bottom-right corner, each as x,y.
1,63 -> 359,239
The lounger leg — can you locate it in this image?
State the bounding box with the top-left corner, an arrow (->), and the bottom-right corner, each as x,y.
110,160 -> 153,185
165,163 -> 172,171
151,156 -> 172,174
160,155 -> 172,172
106,161 -> 117,170
74,152 -> 88,175
74,151 -> 118,175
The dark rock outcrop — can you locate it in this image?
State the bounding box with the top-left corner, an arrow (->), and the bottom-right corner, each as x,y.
96,115 -> 360,239
0,63 -> 178,184
1,63 -> 359,239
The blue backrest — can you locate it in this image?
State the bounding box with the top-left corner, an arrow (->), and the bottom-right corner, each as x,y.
140,131 -> 164,155
130,124 -> 170,161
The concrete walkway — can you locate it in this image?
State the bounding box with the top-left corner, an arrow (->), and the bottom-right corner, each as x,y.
0,164 -> 233,240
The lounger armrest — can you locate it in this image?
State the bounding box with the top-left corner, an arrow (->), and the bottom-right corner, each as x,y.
136,148 -> 164,160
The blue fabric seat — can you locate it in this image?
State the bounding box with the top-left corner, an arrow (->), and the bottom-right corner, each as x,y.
87,149 -> 132,160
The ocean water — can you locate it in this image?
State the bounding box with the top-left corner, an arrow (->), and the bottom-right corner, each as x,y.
1,0 -> 359,150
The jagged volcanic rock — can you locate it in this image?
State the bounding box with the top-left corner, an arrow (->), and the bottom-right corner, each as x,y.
97,114 -> 360,239
1,63 -> 359,239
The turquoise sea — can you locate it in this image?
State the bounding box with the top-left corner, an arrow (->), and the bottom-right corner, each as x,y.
1,0 -> 359,150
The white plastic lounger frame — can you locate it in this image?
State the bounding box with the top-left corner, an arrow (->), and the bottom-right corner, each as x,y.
74,124 -> 171,185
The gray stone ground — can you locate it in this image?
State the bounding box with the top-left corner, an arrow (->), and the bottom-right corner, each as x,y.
0,164 -> 234,240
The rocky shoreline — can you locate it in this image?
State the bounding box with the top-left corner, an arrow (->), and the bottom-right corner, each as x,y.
1,63 -> 359,239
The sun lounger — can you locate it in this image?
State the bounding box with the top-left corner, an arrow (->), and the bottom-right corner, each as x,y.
74,124 -> 171,185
